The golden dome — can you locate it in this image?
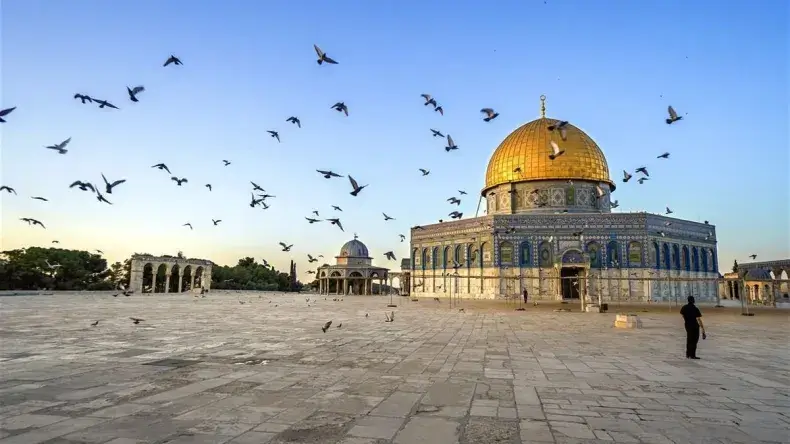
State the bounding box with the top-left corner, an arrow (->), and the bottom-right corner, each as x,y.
484,102 -> 614,192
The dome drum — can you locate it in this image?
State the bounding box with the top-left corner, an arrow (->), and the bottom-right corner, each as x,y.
486,180 -> 612,215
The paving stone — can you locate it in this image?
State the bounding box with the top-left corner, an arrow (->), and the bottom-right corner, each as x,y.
393,416 -> 459,444
0,414 -> 68,430
348,415 -> 404,439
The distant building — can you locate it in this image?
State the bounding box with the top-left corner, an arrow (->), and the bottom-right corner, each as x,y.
316,236 -> 389,295
409,96 -> 719,303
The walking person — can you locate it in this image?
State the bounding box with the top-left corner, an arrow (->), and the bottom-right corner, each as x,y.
523,288 -> 528,304
680,296 -> 706,359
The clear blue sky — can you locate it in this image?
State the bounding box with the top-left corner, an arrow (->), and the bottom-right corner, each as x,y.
1,0 -> 788,280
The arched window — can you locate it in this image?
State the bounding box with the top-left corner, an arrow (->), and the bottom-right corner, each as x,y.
628,241 -> 643,267
701,249 -> 709,272
443,246 -> 450,270
432,247 -> 439,271
662,243 -> 671,269
586,242 -> 601,268
652,242 -> 660,270
692,247 -> 700,272
682,246 -> 690,272
711,249 -> 718,273
467,244 -> 478,267
606,241 -> 620,267
454,245 -> 463,265
499,241 -> 514,267
538,241 -> 552,267
519,241 -> 532,267
421,248 -> 428,271
672,244 -> 680,270
480,242 -> 490,269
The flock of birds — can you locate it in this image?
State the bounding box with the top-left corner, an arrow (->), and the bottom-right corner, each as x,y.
0,43 -> 759,283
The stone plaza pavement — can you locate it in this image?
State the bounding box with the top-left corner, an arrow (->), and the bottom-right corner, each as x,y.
0,292 -> 788,444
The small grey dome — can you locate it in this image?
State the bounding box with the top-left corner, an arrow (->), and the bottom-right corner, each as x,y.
744,269 -> 771,280
339,239 -> 369,258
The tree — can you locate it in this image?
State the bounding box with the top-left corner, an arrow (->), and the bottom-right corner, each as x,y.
0,247 -> 112,291
210,257 -> 303,291
732,259 -> 739,273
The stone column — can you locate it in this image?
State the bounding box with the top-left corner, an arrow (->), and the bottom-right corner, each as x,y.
163,273 -> 171,293
151,270 -> 158,293
177,270 -> 183,293
129,260 -> 144,293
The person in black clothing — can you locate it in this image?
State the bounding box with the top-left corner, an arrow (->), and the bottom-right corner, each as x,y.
680,296 -> 706,359
523,288 -> 528,304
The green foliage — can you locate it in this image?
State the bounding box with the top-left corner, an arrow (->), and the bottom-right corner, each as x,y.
0,247 -> 110,291
210,256 -> 303,291
732,259 -> 739,273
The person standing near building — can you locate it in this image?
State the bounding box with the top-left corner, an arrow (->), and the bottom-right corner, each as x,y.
523,288 -> 528,304
680,296 -> 706,359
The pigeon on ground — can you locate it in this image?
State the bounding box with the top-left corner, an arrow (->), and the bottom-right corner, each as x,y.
171,177 -> 188,186
101,173 -> 126,194
151,163 -> 171,174
314,45 -> 338,65
0,107 -> 16,123
666,106 -> 683,124
331,102 -> 349,116
286,116 -> 301,128
46,137 -> 71,154
549,141 -> 565,160
445,135 -> 458,151
127,86 -> 145,102
480,108 -> 499,122
348,176 -> 367,196
74,94 -> 93,104
0,186 -> 16,194
164,55 -> 182,67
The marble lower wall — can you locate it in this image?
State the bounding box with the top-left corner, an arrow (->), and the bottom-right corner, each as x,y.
411,267 -> 720,303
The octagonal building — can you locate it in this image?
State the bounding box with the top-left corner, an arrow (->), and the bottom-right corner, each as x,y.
409,97 -> 720,303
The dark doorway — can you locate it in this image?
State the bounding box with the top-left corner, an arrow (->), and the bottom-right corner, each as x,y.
561,267 -> 582,299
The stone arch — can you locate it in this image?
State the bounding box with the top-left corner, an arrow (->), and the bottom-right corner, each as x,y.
349,271 -> 363,278
628,241 -> 643,268
330,271 -> 341,277
421,248 -> 429,271
662,243 -> 671,270
692,247 -> 700,272
520,241 -> 532,267
538,241 -> 553,268
194,266 -> 204,289
467,244 -> 478,267
319,270 -> 327,278
480,242 -> 490,268
606,240 -> 620,267
155,264 -> 168,292
586,241 -> 601,268
672,244 -> 681,270
142,263 -> 154,292
369,271 -> 381,279
411,248 -> 419,270
168,264 -> 180,293
681,246 -> 690,272
181,265 -> 192,292
711,249 -> 718,272
454,245 -> 463,265
561,249 -> 585,265
443,246 -> 450,270
499,241 -> 514,266
431,246 -> 439,271
701,250 -> 709,272
651,241 -> 660,269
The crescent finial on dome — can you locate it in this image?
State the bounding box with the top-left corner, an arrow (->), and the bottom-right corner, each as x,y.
540,95 -> 546,118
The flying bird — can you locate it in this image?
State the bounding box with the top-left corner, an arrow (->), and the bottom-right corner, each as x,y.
638,177 -> 649,184
279,242 -> 293,252
749,254 -> 757,260
326,218 -> 344,231
94,99 -> 119,109
666,105 -> 683,124
480,108 -> 499,122
126,86 -> 145,102
250,182 -> 265,192
314,45 -> 338,65
171,177 -> 188,186
91,320 -> 99,327
151,163 -> 171,174
20,218 -> 45,228
665,207 -> 673,214
312,210 -> 319,216
183,222 -> 193,230
332,205 -> 342,211
419,169 -> 430,176
447,197 -> 461,205
0,107 -> 16,123
430,129 -> 444,137
101,173 -> 126,194
0,186 -> 16,194
610,200 -> 619,208
321,320 -> 332,333
212,219 -> 222,226
399,234 -> 405,242
249,193 -> 263,207
384,251 -> 396,261
449,211 -> 463,219
308,254 -> 318,263
595,185 -> 605,198
331,102 -> 349,116
458,190 -> 467,195
549,141 -> 565,160
95,249 -> 103,254
421,94 -> 437,107
31,196 -> 48,202
95,192 -> 112,205
657,152 -> 670,159
74,94 -> 93,104
45,259 -> 60,269
622,170 -> 633,183
286,116 -> 301,128
635,167 -> 649,176
222,160 -> 231,166
267,131 -> 280,142
205,184 -> 212,191
130,317 -> 144,324
163,55 -> 182,67
547,120 -> 569,141
305,217 -> 320,223
348,176 -> 367,196
434,105 -> 444,115
383,213 -> 395,221
317,170 -> 343,179
45,137 -> 71,154
69,181 -> 95,192
445,135 -> 458,151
